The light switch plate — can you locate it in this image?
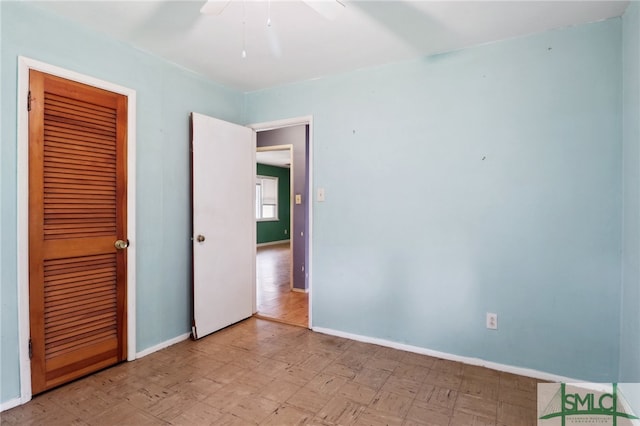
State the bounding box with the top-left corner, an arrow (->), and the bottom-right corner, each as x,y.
317,188 -> 325,202
295,194 -> 302,205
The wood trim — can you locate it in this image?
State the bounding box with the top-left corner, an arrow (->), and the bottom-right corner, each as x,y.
42,237 -> 117,259
115,94 -> 128,361
28,70 -> 46,393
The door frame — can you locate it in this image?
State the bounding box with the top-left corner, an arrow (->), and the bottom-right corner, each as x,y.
249,116 -> 313,327
256,145 -> 294,290
16,56 -> 137,404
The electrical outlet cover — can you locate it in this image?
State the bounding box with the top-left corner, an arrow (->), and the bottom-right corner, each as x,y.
486,312 -> 498,330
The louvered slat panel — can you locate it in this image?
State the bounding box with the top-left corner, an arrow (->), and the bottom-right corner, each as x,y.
44,168 -> 116,180
43,76 -> 118,328
44,284 -> 114,300
45,183 -> 115,193
44,106 -> 116,127
44,253 -> 117,360
46,92 -> 116,117
44,269 -> 116,289
45,257 -> 112,271
46,312 -> 115,333
44,168 -> 116,181
45,294 -> 115,317
45,206 -> 116,214
47,325 -> 116,351
44,194 -> 114,201
46,143 -> 115,161
45,303 -> 116,325
45,103 -> 115,123
45,124 -> 116,138
45,295 -> 116,320
29,69 -> 128,395
45,153 -> 116,167
47,320 -> 116,343
44,116 -> 116,138
43,91 -> 117,240
46,331 -> 117,360
45,216 -> 115,222
44,228 -> 116,239
46,280 -> 116,299
45,132 -> 118,151
45,157 -> 116,171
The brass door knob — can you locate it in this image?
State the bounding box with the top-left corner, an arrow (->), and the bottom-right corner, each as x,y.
196,235 -> 205,242
114,239 -> 129,250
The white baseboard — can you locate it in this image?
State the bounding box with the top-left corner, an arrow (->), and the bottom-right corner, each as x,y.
1,397 -> 24,413
257,240 -> 290,248
292,287 -> 308,293
135,332 -> 191,359
312,326 -> 577,383
2,333 -> 192,412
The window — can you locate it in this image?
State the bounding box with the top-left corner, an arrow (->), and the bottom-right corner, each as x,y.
256,175 -> 278,221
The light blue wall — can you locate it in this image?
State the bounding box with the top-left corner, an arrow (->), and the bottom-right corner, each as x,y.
0,2 -> 244,403
246,19 -> 623,381
621,1 -> 640,382
0,1 -> 632,408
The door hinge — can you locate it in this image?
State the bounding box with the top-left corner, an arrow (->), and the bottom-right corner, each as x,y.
27,91 -> 32,112
191,321 -> 198,340
28,338 -> 32,359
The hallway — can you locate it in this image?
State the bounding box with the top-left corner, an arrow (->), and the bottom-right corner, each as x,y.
256,243 -> 308,328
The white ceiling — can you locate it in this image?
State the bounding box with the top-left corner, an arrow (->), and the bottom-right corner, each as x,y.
257,149 -> 291,167
32,0 -> 630,92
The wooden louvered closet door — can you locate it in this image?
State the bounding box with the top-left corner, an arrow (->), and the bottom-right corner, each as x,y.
29,70 -> 128,394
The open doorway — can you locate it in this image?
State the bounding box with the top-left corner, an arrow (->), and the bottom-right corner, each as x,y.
254,125 -> 310,327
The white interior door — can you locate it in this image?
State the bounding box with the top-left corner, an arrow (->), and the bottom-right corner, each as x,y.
191,112 -> 255,339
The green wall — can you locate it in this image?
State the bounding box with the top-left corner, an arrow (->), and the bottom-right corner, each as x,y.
256,164 -> 290,244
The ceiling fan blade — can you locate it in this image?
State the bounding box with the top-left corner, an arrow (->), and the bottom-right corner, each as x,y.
200,0 -> 232,15
301,0 -> 345,20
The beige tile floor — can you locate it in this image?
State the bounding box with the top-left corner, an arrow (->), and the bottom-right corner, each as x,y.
1,318 -> 542,425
